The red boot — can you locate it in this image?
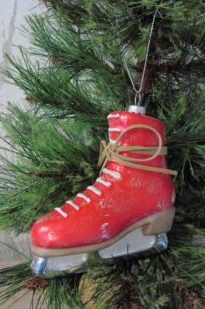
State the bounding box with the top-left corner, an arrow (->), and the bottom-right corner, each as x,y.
31,109 -> 176,277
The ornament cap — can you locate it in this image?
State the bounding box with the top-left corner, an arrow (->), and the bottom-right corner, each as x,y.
128,105 -> 146,115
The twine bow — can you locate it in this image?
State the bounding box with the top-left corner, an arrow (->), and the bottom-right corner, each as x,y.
98,124 -> 177,176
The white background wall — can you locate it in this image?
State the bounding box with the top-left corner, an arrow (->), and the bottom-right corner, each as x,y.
0,0 -> 45,162
0,0 -> 44,273
0,0 -> 44,112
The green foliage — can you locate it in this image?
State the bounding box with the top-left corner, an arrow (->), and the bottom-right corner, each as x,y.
0,0 -> 205,308
0,263 -> 32,303
0,105 -> 100,232
0,263 -> 81,309
6,52 -> 123,117
45,276 -> 83,309
81,229 -> 205,308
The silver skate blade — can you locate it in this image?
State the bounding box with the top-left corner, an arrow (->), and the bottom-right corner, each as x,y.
31,230 -> 168,278
31,253 -> 88,278
98,228 -> 168,259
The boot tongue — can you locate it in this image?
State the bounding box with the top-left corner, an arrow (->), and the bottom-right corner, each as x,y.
107,111 -> 166,147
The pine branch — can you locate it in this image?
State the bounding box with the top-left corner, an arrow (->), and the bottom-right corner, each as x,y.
0,106 -> 101,232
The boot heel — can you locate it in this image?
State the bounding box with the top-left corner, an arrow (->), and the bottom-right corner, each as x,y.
143,207 -> 175,235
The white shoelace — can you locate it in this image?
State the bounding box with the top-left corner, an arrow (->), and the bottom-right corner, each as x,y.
55,168 -> 121,217
107,114 -> 120,119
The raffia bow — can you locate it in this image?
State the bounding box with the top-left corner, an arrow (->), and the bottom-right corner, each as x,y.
98,124 -> 177,176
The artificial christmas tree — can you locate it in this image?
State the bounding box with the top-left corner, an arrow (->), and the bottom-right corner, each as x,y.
0,1 -> 205,308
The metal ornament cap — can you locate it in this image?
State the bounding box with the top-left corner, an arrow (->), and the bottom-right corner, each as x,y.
128,105 -> 146,114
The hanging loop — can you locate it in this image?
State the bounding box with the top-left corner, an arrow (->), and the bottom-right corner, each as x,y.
134,92 -> 143,106
124,7 -> 159,106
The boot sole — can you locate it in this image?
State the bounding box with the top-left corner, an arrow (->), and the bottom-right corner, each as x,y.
32,207 -> 175,257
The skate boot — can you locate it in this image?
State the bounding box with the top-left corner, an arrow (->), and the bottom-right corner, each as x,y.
31,106 -> 177,278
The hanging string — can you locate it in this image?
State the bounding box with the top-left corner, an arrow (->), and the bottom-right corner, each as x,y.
124,8 -> 159,106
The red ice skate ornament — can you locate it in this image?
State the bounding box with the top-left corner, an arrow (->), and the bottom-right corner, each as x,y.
31,105 -> 177,278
